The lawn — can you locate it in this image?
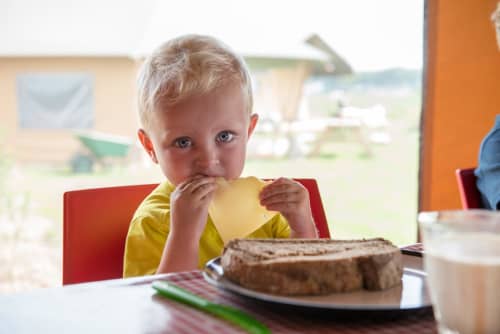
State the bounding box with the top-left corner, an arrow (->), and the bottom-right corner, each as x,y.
244,131 -> 419,244
0,86 -> 421,293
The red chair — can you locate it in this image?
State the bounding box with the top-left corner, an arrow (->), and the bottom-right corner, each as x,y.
295,179 -> 330,239
455,168 -> 484,209
63,183 -> 158,285
63,178 -> 330,285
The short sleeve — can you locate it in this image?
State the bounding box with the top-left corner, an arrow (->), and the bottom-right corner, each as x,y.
122,214 -> 169,277
248,213 -> 291,239
272,214 -> 291,238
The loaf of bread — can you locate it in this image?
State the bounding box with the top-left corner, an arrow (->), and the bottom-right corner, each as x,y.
221,238 -> 403,295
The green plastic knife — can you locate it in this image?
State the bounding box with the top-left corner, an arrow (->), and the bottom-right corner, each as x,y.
152,280 -> 270,334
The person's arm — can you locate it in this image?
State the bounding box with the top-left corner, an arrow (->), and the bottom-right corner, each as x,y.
476,123 -> 500,210
156,227 -> 200,272
259,177 -> 318,238
156,176 -> 217,273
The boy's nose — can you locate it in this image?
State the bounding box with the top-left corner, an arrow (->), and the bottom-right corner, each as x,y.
195,146 -> 220,169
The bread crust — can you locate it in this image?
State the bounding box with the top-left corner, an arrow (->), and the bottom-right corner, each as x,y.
221,238 -> 403,295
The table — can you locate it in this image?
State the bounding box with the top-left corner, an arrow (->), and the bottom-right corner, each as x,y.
250,117 -> 373,158
1,253 -> 436,333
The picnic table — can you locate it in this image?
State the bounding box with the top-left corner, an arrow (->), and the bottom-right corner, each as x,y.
250,117 -> 373,158
250,104 -> 390,158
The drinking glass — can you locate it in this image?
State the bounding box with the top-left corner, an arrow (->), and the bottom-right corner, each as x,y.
419,210 -> 500,334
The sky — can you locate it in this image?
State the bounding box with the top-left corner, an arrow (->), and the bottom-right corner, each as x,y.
318,0 -> 424,70
1,0 -> 424,72
141,0 -> 424,71
315,0 -> 424,71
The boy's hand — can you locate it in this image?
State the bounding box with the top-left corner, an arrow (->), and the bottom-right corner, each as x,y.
157,175 -> 217,273
259,177 -> 318,238
170,175 -> 217,240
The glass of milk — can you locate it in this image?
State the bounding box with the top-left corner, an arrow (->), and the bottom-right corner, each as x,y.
419,210 -> 500,334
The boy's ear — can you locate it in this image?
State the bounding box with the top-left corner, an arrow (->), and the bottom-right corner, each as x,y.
247,113 -> 259,138
137,129 -> 158,164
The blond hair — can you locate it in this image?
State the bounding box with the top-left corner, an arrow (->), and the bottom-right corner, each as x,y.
137,34 -> 253,129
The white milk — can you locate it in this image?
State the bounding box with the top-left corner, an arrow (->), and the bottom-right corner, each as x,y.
424,234 -> 500,334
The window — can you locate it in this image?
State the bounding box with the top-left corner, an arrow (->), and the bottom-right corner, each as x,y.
16,73 -> 94,129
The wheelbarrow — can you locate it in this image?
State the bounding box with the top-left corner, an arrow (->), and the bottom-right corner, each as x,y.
70,131 -> 133,173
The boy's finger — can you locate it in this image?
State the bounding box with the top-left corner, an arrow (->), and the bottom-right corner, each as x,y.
183,181 -> 216,202
176,175 -> 207,191
185,177 -> 216,193
260,183 -> 292,198
261,192 -> 301,206
264,201 -> 300,212
260,187 -> 299,201
194,183 -> 217,201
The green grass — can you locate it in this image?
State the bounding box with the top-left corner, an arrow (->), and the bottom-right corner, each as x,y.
7,130 -> 419,249
244,131 -> 419,245
0,87 -> 421,292
243,89 -> 421,245
1,90 -> 420,248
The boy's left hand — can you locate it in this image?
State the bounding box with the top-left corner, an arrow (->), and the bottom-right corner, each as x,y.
259,177 -> 318,238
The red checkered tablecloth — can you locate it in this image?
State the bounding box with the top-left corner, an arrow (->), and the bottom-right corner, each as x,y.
158,270 -> 436,334
1,245 -> 436,333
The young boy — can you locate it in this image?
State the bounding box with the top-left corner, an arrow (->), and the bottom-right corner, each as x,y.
123,34 -> 318,277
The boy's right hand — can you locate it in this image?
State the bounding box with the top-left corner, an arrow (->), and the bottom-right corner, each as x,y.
169,175 -> 218,241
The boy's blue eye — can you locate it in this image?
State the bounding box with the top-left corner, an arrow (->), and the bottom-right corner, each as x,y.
217,131 -> 234,143
174,137 -> 192,148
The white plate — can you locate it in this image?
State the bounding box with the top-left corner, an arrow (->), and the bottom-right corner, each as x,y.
203,254 -> 432,312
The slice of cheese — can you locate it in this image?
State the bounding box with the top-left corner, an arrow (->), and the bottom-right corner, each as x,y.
208,176 -> 278,244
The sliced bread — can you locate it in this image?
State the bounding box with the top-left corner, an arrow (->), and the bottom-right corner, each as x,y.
221,238 -> 403,295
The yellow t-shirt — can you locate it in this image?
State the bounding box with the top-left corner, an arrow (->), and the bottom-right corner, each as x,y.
123,180 -> 291,277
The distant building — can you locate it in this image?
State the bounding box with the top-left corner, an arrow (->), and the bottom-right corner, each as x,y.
0,2 -> 351,165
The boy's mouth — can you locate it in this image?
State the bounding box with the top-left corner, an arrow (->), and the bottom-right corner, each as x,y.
194,173 -> 224,178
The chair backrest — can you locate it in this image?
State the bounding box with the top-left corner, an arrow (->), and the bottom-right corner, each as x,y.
294,178 -> 330,239
63,183 -> 158,285
63,178 -> 330,285
455,168 -> 484,209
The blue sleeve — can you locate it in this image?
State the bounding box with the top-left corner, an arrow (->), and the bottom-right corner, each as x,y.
475,116 -> 500,210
